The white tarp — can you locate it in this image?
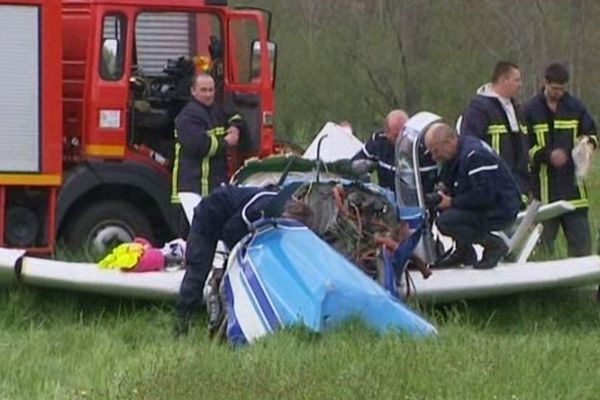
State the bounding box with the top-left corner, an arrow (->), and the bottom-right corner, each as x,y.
303,122 -> 363,162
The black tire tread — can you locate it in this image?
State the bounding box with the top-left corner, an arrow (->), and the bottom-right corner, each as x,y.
63,200 -> 154,253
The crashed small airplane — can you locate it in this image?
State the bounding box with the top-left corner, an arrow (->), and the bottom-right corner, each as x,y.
0,113 -> 599,343
233,113 -> 600,305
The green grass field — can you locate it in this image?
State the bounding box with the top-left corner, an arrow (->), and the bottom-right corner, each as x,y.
2,287 -> 600,399
1,161 -> 600,399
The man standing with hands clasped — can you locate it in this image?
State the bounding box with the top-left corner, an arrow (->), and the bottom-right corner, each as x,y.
523,63 -> 597,257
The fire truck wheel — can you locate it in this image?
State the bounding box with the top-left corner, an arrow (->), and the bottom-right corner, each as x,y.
65,200 -> 155,256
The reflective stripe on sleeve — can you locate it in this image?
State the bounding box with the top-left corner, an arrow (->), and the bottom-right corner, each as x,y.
171,140 -> 182,203
468,164 -> 498,176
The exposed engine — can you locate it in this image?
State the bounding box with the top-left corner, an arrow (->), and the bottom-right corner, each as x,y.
292,181 -> 400,278
129,57 -> 197,159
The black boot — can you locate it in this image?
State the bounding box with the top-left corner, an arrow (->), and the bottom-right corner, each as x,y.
435,244 -> 476,268
475,234 -> 508,269
174,316 -> 191,337
174,306 -> 193,337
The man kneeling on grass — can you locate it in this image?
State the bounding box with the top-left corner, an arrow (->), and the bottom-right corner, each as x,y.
424,122 -> 521,269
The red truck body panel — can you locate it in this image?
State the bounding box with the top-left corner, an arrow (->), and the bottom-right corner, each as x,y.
0,0 -> 275,253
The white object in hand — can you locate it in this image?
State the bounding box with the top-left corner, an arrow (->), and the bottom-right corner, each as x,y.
572,136 -> 594,178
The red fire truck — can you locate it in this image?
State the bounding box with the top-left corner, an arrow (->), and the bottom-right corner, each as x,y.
0,0 -> 276,254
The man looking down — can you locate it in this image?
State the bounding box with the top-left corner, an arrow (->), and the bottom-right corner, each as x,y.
351,109 -> 409,190
424,123 -> 521,269
175,184 -> 313,335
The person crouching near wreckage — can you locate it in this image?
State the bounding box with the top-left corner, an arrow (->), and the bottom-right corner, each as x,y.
424,122 -> 521,269
175,184 -> 313,336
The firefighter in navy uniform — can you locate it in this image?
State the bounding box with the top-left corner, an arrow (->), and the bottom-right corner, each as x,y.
523,63 -> 597,257
171,73 -> 245,234
461,61 -> 531,200
175,183 -> 312,335
351,109 -> 409,191
424,123 -> 521,269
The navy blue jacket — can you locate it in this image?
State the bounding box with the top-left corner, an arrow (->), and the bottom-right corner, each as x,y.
352,131 -> 396,190
447,136 -> 521,227
171,99 -> 244,200
180,185 -> 277,312
523,91 -> 597,208
461,95 -> 531,195
191,185 -> 277,249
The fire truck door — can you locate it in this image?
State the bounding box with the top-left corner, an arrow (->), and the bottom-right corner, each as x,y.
225,10 -> 275,158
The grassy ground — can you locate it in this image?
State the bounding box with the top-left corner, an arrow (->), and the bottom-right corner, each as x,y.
2,286 -> 600,399
1,154 -> 599,399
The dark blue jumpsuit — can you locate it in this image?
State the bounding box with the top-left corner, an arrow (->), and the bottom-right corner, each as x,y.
352,131 -> 396,191
437,136 -> 521,247
176,185 -> 277,322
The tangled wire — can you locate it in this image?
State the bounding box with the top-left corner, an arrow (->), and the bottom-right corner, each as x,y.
293,182 -> 405,278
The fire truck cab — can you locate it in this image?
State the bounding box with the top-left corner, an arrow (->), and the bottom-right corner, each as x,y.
0,0 -> 276,254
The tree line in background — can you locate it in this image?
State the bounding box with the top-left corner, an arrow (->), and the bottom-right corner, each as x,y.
234,0 -> 599,144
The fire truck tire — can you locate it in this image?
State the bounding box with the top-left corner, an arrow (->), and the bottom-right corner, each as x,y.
64,200 -> 155,255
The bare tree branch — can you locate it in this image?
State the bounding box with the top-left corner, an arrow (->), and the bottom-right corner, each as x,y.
569,0 -> 586,96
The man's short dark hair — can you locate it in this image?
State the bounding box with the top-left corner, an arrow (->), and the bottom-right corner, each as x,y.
492,61 -> 519,83
544,63 -> 569,84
